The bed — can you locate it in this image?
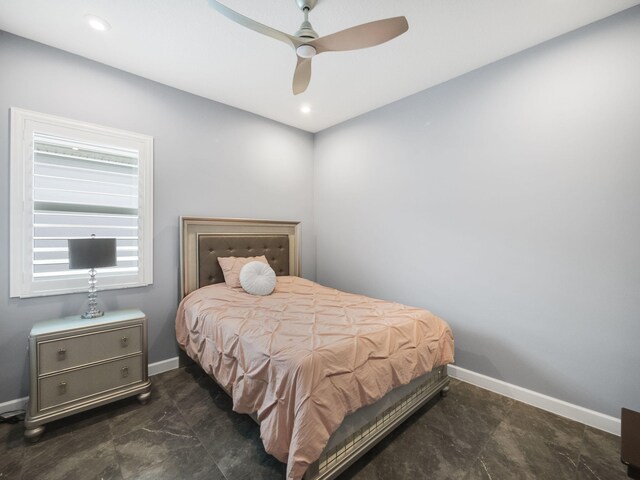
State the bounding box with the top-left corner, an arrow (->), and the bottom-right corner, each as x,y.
177,217 -> 454,480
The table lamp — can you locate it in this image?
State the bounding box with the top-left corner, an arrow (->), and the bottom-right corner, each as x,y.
68,234 -> 117,319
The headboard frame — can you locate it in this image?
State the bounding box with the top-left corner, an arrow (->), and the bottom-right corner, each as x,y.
180,217 -> 300,298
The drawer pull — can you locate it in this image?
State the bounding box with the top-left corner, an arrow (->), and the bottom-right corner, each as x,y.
57,348 -> 67,361
121,366 -> 129,378
58,382 -> 67,395
120,337 -> 129,347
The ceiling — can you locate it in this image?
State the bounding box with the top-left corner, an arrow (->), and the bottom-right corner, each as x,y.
1,0 -> 638,132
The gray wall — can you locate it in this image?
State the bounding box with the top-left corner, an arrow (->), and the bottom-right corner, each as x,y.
0,32 -> 315,404
314,7 -> 640,418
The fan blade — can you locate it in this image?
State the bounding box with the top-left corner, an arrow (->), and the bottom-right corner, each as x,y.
292,56 -> 312,95
310,16 -> 408,54
208,0 -> 302,49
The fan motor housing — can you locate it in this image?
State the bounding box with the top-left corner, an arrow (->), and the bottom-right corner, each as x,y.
295,21 -> 318,40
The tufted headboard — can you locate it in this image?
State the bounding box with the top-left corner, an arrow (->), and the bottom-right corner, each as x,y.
180,217 -> 300,298
198,234 -> 290,287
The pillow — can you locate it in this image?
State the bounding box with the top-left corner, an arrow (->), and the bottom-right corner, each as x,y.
217,255 -> 269,288
239,261 -> 276,296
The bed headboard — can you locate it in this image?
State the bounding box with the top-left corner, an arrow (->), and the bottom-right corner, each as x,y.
180,217 -> 300,298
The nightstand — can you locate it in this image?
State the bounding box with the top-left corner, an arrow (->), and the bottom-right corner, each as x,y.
24,309 -> 152,441
622,408 -> 640,479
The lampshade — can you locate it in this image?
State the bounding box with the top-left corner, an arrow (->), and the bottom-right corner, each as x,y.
68,237 -> 117,269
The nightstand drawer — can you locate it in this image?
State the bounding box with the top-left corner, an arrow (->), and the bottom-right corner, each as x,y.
39,355 -> 143,411
38,325 -> 142,375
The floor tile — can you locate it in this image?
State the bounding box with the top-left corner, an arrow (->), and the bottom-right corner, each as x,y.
0,442 -> 25,479
342,400 -> 469,480
0,421 -> 25,479
22,426 -> 121,480
124,443 -> 226,480
419,379 -> 513,460
108,394 -> 178,439
168,368 -> 233,429
506,401 -> 586,455
112,405 -> 203,478
576,426 -> 627,480
0,368 -> 629,480
0,421 -> 25,450
470,418 -> 581,480
192,404 -> 286,480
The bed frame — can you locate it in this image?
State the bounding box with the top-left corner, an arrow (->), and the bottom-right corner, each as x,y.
179,216 -> 450,480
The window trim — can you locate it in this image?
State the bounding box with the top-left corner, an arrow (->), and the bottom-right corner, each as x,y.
10,108 -> 153,298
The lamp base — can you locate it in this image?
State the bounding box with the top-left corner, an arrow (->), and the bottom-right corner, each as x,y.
82,267 -> 104,319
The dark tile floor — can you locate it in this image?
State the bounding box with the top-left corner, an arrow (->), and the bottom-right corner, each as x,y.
0,365 -> 628,480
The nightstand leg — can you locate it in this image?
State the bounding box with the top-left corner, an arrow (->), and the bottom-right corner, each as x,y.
137,390 -> 151,405
24,425 -> 45,442
440,385 -> 450,397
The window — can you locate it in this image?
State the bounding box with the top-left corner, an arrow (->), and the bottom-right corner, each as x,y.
10,108 -> 153,298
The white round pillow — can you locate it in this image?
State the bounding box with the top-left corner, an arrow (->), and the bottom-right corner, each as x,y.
239,261 -> 276,296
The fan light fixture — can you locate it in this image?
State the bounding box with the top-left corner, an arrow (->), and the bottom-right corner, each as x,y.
300,104 -> 312,114
296,45 -> 317,59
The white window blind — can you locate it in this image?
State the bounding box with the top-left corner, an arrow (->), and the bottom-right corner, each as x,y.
10,108 -> 153,298
33,134 -> 139,280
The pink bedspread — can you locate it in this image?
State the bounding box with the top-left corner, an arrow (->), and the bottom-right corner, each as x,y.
176,276 -> 454,480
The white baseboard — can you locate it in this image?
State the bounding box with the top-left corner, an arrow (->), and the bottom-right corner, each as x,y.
3,359 -> 618,437
0,357 -> 181,415
0,396 -> 29,414
148,356 -> 180,376
447,365 -> 621,436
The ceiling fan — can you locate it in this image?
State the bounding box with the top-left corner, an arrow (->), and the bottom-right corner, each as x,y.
208,0 -> 409,95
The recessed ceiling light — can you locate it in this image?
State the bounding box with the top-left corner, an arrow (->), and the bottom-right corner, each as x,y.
85,15 -> 111,32
300,104 -> 312,114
